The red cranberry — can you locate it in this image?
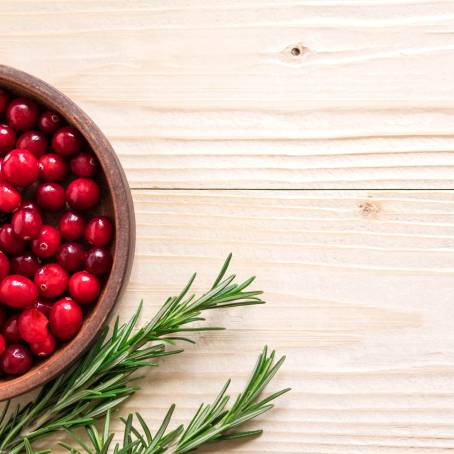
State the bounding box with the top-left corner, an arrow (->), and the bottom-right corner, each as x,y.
69,271 -> 100,304
38,153 -> 68,182
11,253 -> 41,277
1,344 -> 33,375
2,149 -> 39,187
21,200 -> 39,211
50,297 -> 82,341
0,182 -> 21,212
0,275 -> 38,308
52,126 -> 83,156
38,110 -> 63,134
0,89 -> 9,114
0,224 -> 26,254
36,182 -> 66,211
2,315 -> 20,343
58,211 -> 86,241
0,124 -> 16,155
35,263 -> 68,298
7,97 -> 39,131
70,152 -> 98,177
30,333 -> 56,357
31,225 -> 61,258
66,178 -> 100,210
32,299 -> 53,317
18,308 -> 49,343
57,242 -> 85,272
85,247 -> 112,275
85,216 -> 113,247
0,307 -> 6,331
0,335 -> 5,356
16,130 -> 48,157
0,251 -> 10,282
12,207 -> 42,240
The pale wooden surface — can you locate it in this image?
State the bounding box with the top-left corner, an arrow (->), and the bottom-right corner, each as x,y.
5,1 -> 454,453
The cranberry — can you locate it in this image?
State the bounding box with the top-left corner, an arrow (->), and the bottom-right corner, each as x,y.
85,216 -> 113,247
36,182 -> 66,211
11,253 -> 41,277
31,225 -> 61,258
16,130 -> 48,157
0,89 -> 9,114
0,225 -> 26,254
0,307 -> 6,331
21,200 -> 40,211
85,247 -> 112,275
0,335 -> 5,356
32,299 -> 53,317
59,211 -> 86,241
66,178 -> 100,210
50,297 -> 82,341
2,315 -> 20,343
0,251 -> 10,281
0,275 -> 38,308
7,97 -> 39,131
1,344 -> 33,375
0,182 -> 21,212
38,110 -> 63,134
18,308 -> 49,343
30,333 -> 56,357
0,124 -> 16,155
35,263 -> 68,298
69,271 -> 100,304
38,153 -> 68,182
57,242 -> 85,272
2,149 -> 39,187
70,152 -> 98,177
12,207 -> 42,240
52,126 -> 83,156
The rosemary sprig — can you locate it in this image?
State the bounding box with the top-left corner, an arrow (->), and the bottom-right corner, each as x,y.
61,347 -> 289,454
0,255 -> 264,454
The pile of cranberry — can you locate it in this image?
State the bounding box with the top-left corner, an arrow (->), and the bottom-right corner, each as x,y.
0,89 -> 113,377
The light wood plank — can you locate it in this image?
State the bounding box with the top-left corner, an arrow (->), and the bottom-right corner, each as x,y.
1,1 -> 454,187
32,189 -> 454,453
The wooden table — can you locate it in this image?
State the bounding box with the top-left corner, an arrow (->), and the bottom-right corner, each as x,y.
7,1 -> 454,452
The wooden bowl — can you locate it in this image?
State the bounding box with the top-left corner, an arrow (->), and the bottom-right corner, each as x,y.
0,65 -> 135,400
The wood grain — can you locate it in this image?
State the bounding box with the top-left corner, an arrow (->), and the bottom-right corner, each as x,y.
0,1 -> 454,188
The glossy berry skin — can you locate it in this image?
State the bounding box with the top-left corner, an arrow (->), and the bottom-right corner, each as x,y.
59,211 -> 86,241
36,182 -> 65,211
16,130 -> 48,157
57,242 -> 85,272
0,182 -> 21,212
12,207 -> 42,240
85,247 -> 112,275
7,97 -> 39,131
18,308 -> 49,343
2,315 -> 20,343
0,224 -> 25,254
32,225 -> 61,258
30,333 -> 56,357
69,271 -> 100,304
50,297 -> 83,341
38,153 -> 68,182
35,263 -> 68,298
52,126 -> 83,156
0,124 -> 16,155
2,149 -> 39,187
11,253 -> 41,277
0,275 -> 38,308
66,178 -> 100,210
85,216 -> 113,247
0,251 -> 10,282
0,89 -> 9,114
32,299 -> 53,317
70,152 -> 98,177
1,344 -> 33,375
0,335 -> 5,356
38,110 -> 62,134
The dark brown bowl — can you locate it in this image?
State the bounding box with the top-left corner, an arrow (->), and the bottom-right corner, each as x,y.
0,65 -> 135,400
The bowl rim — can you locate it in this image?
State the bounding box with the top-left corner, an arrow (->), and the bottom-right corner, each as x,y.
0,65 -> 135,400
